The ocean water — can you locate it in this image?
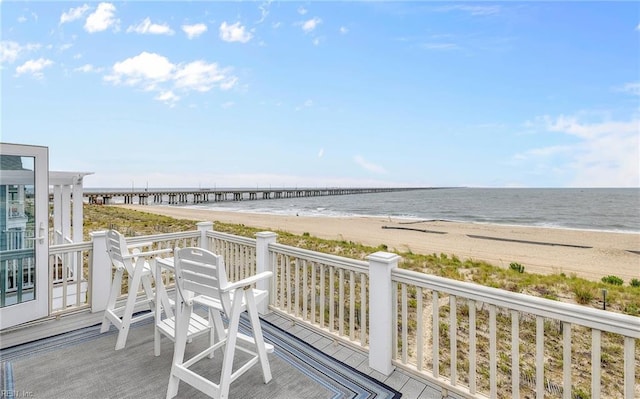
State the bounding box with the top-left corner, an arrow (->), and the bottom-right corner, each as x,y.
181,188 -> 640,234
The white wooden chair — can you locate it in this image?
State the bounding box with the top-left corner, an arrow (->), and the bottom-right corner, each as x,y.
166,247 -> 274,399
100,229 -> 172,350
154,256 -> 216,357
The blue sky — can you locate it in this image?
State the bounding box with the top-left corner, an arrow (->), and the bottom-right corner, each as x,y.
2,1 -> 639,188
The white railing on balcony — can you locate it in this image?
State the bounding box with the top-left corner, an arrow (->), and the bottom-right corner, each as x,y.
267,242 -> 370,347
49,241 -> 91,312
21,222 -> 639,399
391,268 -> 640,399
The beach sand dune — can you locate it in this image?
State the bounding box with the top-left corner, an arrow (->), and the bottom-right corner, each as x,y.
120,205 -> 639,282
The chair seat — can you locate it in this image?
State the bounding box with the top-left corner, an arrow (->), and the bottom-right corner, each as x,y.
156,312 -> 211,341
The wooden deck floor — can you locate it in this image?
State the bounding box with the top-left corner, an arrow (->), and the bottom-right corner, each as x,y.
261,311 -> 460,399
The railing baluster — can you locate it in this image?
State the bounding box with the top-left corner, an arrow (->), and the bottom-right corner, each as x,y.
623,336 -> 635,399
360,273 -> 366,345
311,262 -> 316,325
302,259 -> 308,320
329,266 -> 335,332
469,299 -> 476,395
295,257 -> 300,317
339,268 -> 344,336
563,322 -> 571,399
511,310 -> 520,399
320,264 -> 325,328
490,304 -> 497,399
402,283 -> 408,364
536,316 -> 544,399
286,256 -> 291,313
393,282 -> 398,360
591,329 -> 601,399
432,291 -> 439,378
349,270 -> 355,340
450,295 -> 457,385
279,254 -> 284,309
417,287 -> 423,371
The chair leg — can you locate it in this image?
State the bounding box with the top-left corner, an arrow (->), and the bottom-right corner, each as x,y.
100,268 -> 124,333
245,290 -> 272,383
114,268 -> 144,350
166,302 -> 192,399
219,290 -> 244,399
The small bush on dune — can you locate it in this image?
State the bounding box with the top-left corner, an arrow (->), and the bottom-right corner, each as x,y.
601,275 -> 623,286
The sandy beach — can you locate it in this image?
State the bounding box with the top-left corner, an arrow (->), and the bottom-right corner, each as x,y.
120,204 -> 639,282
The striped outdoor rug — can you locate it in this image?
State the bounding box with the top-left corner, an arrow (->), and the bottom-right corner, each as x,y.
1,312 -> 400,399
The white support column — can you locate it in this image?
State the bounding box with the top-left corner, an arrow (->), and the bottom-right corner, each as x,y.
256,231 -> 277,314
53,185 -> 62,245
196,221 -> 213,251
90,230 -> 111,312
72,176 -> 84,243
367,251 -> 400,376
61,184 -> 71,243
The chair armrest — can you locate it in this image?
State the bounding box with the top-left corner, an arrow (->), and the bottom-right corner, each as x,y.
122,248 -> 173,260
222,271 -> 273,292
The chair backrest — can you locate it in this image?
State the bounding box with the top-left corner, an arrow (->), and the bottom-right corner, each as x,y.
105,229 -> 134,275
174,247 -> 231,313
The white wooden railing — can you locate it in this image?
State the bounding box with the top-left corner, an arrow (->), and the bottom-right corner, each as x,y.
391,268 -> 639,399
33,222 -> 640,399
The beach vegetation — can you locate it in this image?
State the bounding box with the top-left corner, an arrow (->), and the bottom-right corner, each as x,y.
601,275 -> 623,286
629,278 -> 640,288
509,262 -> 525,273
573,285 -> 595,304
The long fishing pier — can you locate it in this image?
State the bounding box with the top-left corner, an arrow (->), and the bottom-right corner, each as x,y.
85,187 -> 431,205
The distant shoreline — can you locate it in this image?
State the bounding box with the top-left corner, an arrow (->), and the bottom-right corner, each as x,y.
119,204 -> 640,283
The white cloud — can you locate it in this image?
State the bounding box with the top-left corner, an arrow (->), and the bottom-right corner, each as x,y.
301,17 -> 322,33
519,114 -> 640,187
104,52 -> 238,104
339,26 -> 349,35
435,5 -> 501,16
60,4 -> 90,25
297,7 -> 308,15
127,18 -> 174,35
15,58 -> 54,78
422,42 -> 460,50
84,2 -> 118,33
354,155 -> 388,174
74,64 -> 101,73
636,23 -> 640,31
318,148 -> 324,158
617,82 -> 640,96
221,101 -> 235,109
174,61 -> 236,92
219,21 -> 253,43
155,90 -> 180,105
18,16 -> 27,23
182,23 -> 207,39
257,1 -> 271,23
0,41 -> 40,64
105,52 -> 174,86
295,99 -> 313,111
1,41 -> 22,64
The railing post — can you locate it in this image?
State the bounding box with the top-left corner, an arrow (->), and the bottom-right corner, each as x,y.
256,231 -> 277,314
367,251 -> 400,376
90,230 -> 110,313
196,221 -> 214,251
